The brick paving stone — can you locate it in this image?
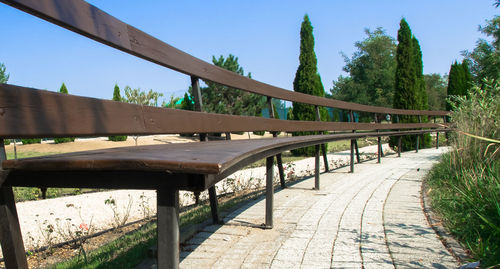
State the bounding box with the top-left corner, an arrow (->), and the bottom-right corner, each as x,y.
178,147 -> 460,269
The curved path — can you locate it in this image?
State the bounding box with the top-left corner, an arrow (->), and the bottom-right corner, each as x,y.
179,147 -> 458,268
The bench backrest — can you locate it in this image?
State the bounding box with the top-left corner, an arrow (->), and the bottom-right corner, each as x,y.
0,0 -> 448,139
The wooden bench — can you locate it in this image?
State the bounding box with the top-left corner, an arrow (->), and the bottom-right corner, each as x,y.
0,1 -> 450,268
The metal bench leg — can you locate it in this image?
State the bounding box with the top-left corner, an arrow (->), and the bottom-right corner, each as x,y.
354,140 -> 360,163
436,132 -> 439,149
398,136 -> 402,157
265,156 -> 274,229
157,188 -> 179,269
321,144 -> 329,172
416,135 -> 419,153
315,145 -> 320,190
208,186 -> 223,224
377,137 -> 381,163
0,186 -> 29,269
350,140 -> 355,173
276,154 -> 286,189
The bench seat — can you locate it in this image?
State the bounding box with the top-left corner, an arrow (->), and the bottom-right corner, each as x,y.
1,130 -> 445,191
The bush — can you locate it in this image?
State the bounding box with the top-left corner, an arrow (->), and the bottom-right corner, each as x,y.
21,138 -> 41,145
54,137 -> 75,144
427,81 -> 499,267
252,131 -> 265,136
109,136 -> 128,142
3,139 -> 10,145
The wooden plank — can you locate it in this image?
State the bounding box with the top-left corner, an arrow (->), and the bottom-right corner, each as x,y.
2,129 -> 449,175
0,0 -> 449,117
0,84 -> 447,138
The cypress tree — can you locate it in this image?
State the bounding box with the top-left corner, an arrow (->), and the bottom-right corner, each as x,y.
447,59 -> 472,111
391,18 -> 419,151
109,84 -> 128,142
54,83 -> 75,144
291,14 -> 328,156
412,37 -> 431,148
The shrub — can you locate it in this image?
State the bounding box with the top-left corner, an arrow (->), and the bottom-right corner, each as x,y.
21,138 -> 41,145
3,139 -> 11,145
109,136 -> 127,142
54,137 -> 75,144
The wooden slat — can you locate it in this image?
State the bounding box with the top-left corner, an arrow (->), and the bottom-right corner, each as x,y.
0,84 -> 446,138
0,0 -> 449,117
2,129 -> 449,175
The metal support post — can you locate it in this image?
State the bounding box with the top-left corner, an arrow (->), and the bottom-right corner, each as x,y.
398,136 -> 402,157
208,186 -> 222,224
434,117 -> 439,149
350,110 -> 360,163
396,115 -> 402,157
350,139 -> 355,173
191,76 -> 219,223
265,156 -> 274,229
315,106 -> 329,172
416,115 -> 421,153
267,97 -> 285,188
375,114 -> 381,163
315,144 -> 320,190
157,188 -> 180,269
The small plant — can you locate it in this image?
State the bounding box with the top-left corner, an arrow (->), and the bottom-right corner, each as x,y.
285,162 -> 297,181
33,215 -> 55,253
3,139 -> 10,145
138,192 -> 153,220
105,195 -> 133,229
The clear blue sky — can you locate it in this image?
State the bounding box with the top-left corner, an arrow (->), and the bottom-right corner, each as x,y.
0,1 -> 497,101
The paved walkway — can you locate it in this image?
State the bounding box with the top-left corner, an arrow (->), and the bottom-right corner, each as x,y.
179,147 -> 459,268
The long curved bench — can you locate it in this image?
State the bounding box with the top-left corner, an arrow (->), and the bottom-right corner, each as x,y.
0,1 -> 450,268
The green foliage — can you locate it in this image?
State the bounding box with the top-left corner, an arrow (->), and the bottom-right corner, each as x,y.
112,84 -> 122,102
428,81 -> 499,267
109,136 -> 127,142
123,86 -> 164,106
21,138 -> 41,145
200,54 -> 265,116
54,83 -> 75,144
59,82 -> 68,94
292,15 -> 328,156
391,18 -> 430,151
425,73 -> 447,111
3,139 -> 11,145
446,60 -> 473,111
0,63 -> 9,83
109,84 -> 128,142
462,16 -> 500,84
180,92 -> 194,111
331,28 -> 396,108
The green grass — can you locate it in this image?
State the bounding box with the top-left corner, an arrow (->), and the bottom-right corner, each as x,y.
427,154 -> 499,267
50,190 -> 264,268
427,82 -> 499,268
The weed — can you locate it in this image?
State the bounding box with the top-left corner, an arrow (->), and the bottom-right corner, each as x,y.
105,195 -> 134,229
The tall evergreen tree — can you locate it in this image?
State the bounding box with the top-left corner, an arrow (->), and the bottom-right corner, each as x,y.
54,83 -> 75,144
412,37 -> 431,147
391,18 -> 420,151
109,84 -> 127,142
292,14 -> 328,156
446,59 -> 473,111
